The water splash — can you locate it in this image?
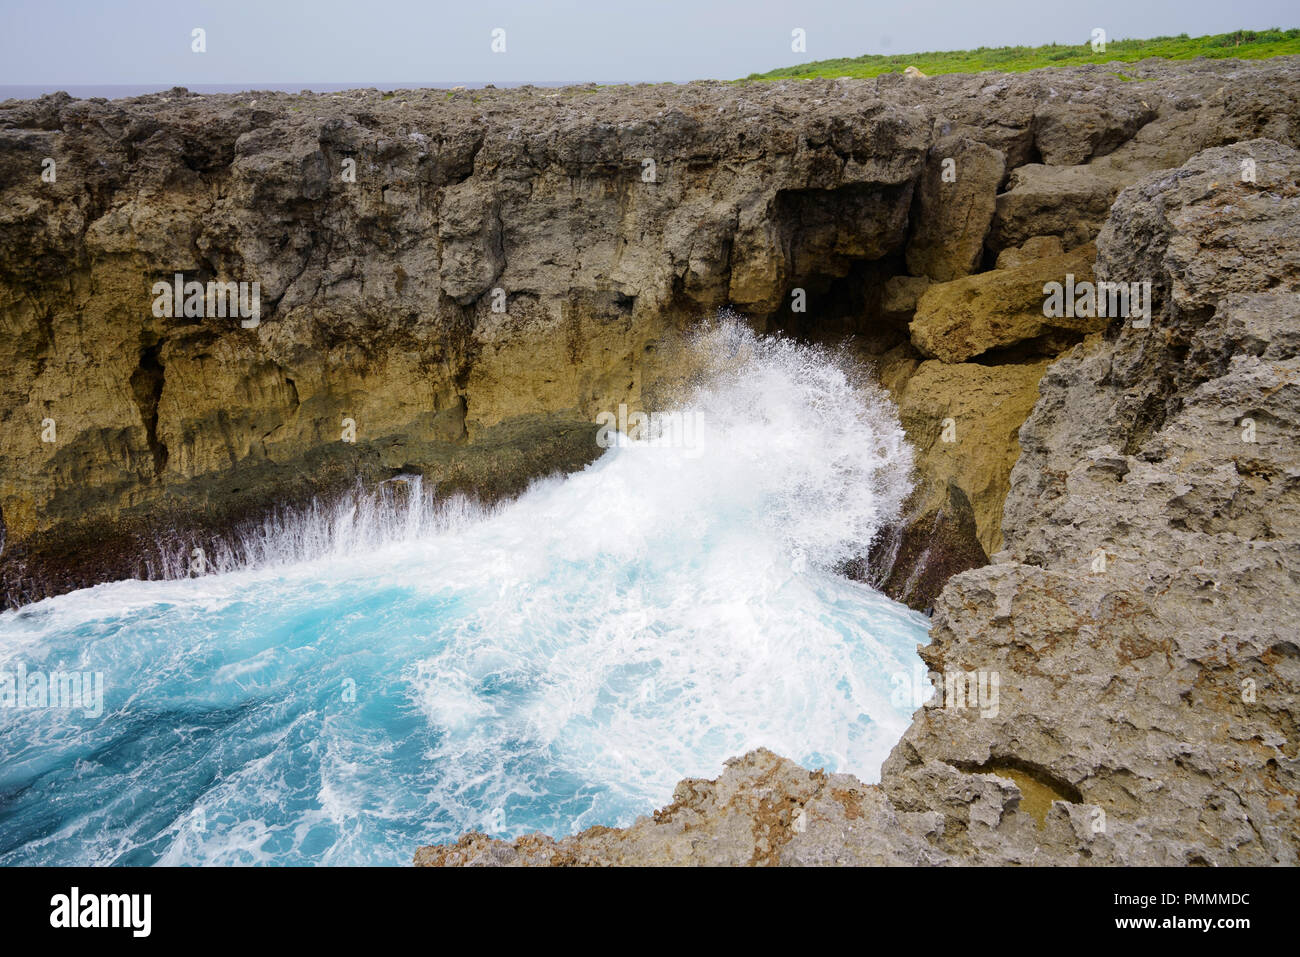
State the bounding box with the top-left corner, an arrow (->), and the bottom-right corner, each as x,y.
0,319 -> 928,865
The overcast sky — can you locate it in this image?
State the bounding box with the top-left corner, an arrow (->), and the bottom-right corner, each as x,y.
1,0 -> 1295,85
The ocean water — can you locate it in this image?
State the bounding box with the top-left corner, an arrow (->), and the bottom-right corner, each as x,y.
0,82 -> 604,102
0,321 -> 930,866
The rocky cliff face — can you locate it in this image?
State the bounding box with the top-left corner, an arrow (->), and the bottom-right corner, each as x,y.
419,136 -> 1300,867
4,58 -> 1298,606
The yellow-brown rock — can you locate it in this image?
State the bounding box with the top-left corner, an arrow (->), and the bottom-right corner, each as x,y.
909,244 -> 1099,362
889,358 -> 1050,554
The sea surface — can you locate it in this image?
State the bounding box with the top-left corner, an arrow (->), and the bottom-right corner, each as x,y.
0,321 -> 930,865
0,82 -> 606,101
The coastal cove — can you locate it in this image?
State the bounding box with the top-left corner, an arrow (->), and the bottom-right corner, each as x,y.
1,53 -> 1297,867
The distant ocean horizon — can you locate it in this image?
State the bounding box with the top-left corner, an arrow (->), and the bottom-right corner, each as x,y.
0,81 -> 635,102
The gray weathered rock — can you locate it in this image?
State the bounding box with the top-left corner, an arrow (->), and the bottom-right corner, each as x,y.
887,139 -> 1300,866
1032,91 -> 1157,165
990,162 -> 1136,252
414,748 -> 948,866
905,135 -> 1005,281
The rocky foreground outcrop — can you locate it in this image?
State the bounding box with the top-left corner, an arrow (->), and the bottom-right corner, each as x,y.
416,140 -> 1300,866
3,58 -> 1299,604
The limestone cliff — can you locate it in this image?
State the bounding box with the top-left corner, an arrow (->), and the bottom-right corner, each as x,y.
4,58 -> 1298,606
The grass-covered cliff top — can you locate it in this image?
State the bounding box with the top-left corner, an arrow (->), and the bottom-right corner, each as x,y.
746,28 -> 1300,80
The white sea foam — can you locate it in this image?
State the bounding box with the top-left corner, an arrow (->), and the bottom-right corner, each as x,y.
0,318 -> 927,865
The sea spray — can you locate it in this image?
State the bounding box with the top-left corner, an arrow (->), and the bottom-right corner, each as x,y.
144,477 -> 488,580
0,318 -> 929,865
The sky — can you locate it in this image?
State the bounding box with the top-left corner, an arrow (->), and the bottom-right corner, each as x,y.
0,0 -> 1295,86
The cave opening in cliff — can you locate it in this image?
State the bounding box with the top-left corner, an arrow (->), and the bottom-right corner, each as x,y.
753,182 -> 916,359
764,254 -> 913,363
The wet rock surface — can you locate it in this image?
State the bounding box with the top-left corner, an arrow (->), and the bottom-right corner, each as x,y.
861,479 -> 988,613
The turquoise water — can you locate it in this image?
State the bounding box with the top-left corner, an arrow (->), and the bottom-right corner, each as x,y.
0,323 -> 930,865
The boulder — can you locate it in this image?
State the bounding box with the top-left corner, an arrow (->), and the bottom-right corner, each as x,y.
864,480 -> 989,612
909,243 -> 1101,362
1033,95 -> 1156,166
994,234 -> 1063,270
989,163 -> 1135,252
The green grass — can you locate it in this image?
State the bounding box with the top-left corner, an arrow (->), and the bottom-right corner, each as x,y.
744,28 -> 1300,81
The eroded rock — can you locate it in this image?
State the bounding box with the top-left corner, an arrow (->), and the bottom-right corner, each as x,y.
413,749 -> 948,866
905,135 -> 1005,281
891,357 -> 1050,553
909,243 -> 1100,362
863,480 -> 989,613
417,136 -> 1300,868
4,61 -> 1300,604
